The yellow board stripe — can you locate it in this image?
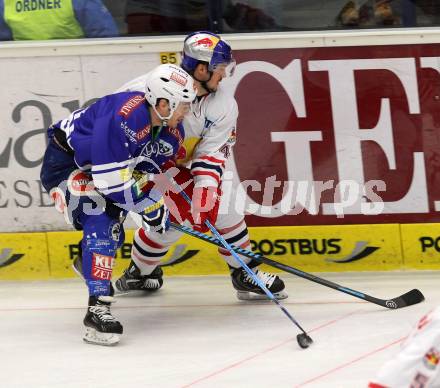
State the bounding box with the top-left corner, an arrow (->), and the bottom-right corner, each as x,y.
0,223 -> 439,280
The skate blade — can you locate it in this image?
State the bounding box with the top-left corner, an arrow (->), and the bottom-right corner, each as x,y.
236,290 -> 289,301
83,327 -> 120,346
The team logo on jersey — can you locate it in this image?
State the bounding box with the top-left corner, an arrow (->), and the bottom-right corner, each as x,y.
119,95 -> 145,118
423,347 -> 440,369
110,223 -> 121,242
67,170 -> 96,196
141,140 -> 174,159
91,253 -> 115,280
227,128 -> 237,145
203,118 -> 215,130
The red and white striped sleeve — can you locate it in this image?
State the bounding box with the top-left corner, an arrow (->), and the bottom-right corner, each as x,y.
191,90 -> 238,188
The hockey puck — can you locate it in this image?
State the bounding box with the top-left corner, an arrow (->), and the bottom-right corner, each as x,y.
296,333 -> 313,349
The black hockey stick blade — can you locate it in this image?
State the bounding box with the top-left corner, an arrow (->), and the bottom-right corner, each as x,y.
170,222 -> 426,310
381,288 -> 425,309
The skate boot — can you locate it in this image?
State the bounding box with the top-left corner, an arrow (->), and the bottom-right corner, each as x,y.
114,260 -> 163,293
72,251 -> 115,296
83,295 -> 123,346
231,261 -> 288,301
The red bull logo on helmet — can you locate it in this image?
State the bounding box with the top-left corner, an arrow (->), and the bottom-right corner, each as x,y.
196,37 -> 214,47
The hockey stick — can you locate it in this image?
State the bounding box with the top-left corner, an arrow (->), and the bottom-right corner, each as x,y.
170,222 -> 425,310
164,174 -> 313,348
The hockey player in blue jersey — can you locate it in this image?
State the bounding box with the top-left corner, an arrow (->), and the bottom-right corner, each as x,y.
40,63 -> 196,346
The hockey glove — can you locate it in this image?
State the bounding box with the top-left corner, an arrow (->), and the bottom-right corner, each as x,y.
141,201 -> 170,234
191,186 -> 220,232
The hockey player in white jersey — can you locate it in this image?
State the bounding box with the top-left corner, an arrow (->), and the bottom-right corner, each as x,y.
369,306 -> 440,387
114,31 -> 288,300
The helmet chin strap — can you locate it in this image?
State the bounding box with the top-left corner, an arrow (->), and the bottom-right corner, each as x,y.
193,71 -> 214,94
151,104 -> 170,129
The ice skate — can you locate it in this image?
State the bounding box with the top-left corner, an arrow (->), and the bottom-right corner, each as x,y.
231,265 -> 288,301
83,295 -> 123,346
114,260 -> 163,293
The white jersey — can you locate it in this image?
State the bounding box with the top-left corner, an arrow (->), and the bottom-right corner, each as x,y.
369,307 -> 440,388
116,73 -> 238,188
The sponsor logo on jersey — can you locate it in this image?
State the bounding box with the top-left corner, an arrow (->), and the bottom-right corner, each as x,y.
136,125 -> 151,141
168,126 -> 183,145
121,121 -> 138,143
67,170 -> 95,196
91,253 -> 115,280
170,72 -> 188,87
118,95 -> 145,118
423,347 -> 440,370
0,248 -> 24,267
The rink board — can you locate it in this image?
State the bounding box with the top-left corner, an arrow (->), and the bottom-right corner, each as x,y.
401,223 -> 440,269
0,233 -> 49,279
0,223 -> 426,280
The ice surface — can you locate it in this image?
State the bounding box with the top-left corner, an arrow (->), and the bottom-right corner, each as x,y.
0,271 -> 438,388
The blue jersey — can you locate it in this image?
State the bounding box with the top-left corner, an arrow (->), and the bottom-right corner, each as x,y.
50,92 -> 184,210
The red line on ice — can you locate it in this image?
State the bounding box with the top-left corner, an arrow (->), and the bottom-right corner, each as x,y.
180,309 -> 361,388
294,336 -> 406,387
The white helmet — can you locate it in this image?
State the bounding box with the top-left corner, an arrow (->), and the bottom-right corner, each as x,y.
144,64 -> 196,122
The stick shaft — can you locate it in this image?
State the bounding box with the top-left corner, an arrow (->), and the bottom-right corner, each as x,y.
170,222 -> 424,309
165,177 -> 309,334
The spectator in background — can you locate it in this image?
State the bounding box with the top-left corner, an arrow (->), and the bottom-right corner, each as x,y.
125,0 -> 208,35
222,0 -> 284,31
337,0 -> 400,27
0,0 -> 118,41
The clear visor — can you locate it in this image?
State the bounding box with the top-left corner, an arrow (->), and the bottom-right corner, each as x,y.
210,60 -> 236,78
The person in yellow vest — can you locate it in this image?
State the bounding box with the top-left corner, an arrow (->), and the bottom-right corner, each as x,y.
0,0 -> 118,40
